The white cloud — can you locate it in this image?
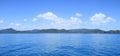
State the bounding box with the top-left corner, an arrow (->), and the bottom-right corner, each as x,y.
32,18 -> 38,22
0,20 -> 4,23
90,13 -> 115,24
37,12 -> 58,21
75,13 -> 82,17
36,12 -> 82,29
49,18 -> 82,29
15,23 -> 21,26
24,19 -> 27,22
10,22 -> 21,26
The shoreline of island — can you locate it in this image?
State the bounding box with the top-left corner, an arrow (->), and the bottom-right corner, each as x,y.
0,28 -> 120,34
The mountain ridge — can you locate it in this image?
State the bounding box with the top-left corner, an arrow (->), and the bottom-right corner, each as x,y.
0,28 -> 120,33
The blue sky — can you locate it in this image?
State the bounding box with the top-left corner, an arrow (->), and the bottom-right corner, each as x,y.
0,0 -> 120,30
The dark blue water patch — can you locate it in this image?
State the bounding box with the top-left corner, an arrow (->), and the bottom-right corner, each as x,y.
56,46 -> 97,56
56,46 -> 120,56
0,43 -> 35,56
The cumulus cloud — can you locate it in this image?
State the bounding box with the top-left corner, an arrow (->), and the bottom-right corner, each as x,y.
36,12 -> 82,29
90,13 -> 115,24
75,13 -> 82,17
0,20 -> 4,23
37,12 -> 58,21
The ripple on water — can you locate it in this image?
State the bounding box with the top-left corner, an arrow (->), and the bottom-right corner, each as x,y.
1,45 -> 120,56
0,43 -> 35,56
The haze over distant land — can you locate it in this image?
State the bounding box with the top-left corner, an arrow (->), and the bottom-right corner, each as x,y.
0,0 -> 120,30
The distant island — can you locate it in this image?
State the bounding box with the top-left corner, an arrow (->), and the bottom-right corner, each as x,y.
0,28 -> 120,34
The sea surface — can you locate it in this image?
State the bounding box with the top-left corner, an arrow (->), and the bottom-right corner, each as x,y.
0,34 -> 120,56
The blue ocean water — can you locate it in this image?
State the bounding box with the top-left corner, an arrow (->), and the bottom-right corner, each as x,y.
0,34 -> 120,56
